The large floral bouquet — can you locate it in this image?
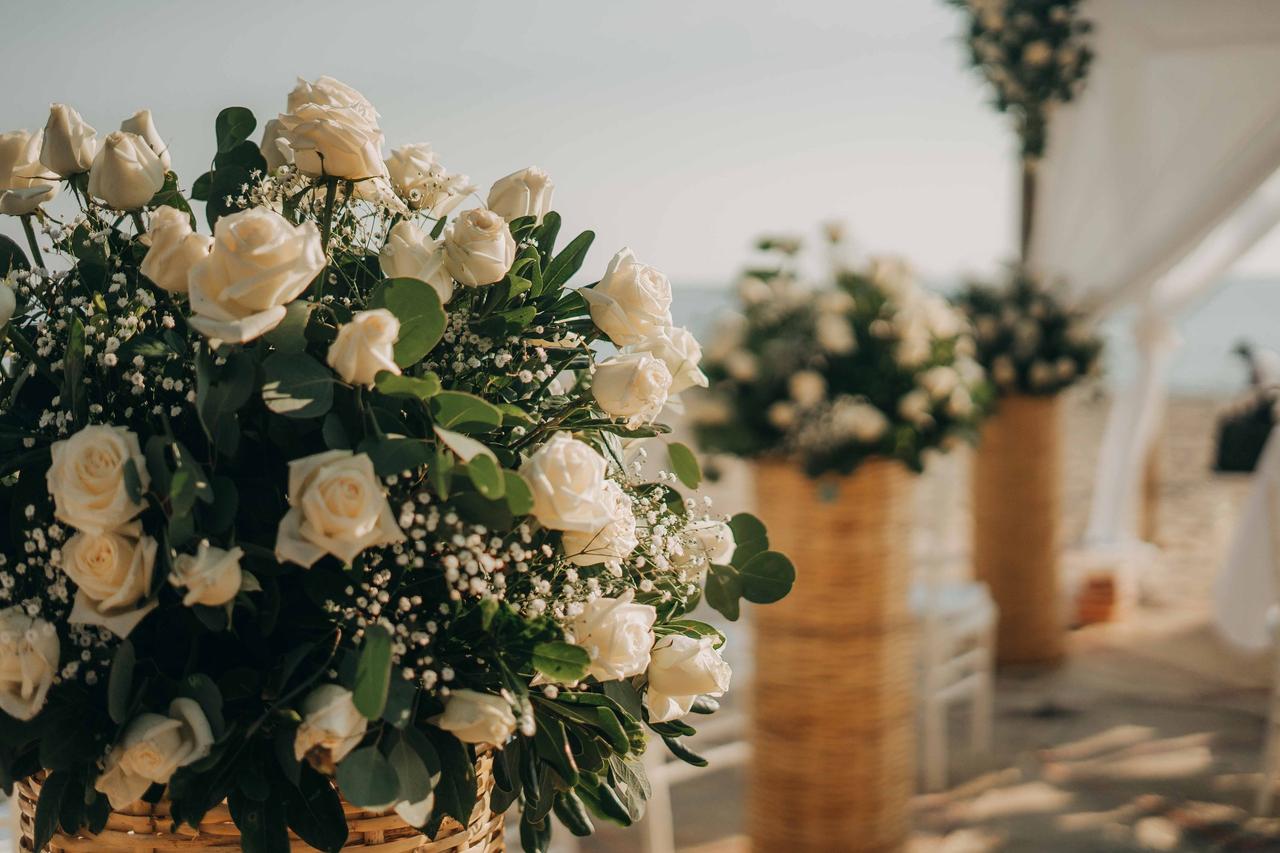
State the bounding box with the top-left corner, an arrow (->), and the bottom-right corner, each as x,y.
692,231 -> 990,477
955,270 -> 1101,396
0,76 -> 793,852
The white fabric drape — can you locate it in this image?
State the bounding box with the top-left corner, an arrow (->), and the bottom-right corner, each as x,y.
1027,0 -> 1280,546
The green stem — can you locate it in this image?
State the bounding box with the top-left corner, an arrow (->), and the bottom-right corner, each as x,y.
130,210 -> 147,237
20,216 -> 45,270
316,178 -> 339,302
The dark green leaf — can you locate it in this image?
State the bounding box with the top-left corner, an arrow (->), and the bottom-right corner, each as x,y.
107,640 -> 135,724
263,301 -> 313,354
215,107 -> 257,154
335,747 -> 399,808
729,512 -> 769,569
228,789 -> 289,853
466,455 -> 504,499
374,371 -> 441,401
368,278 -> 446,367
261,352 -> 334,419
33,770 -> 73,851
544,230 -> 594,289
0,234 -> 30,275
353,625 -> 393,720
285,766 -> 348,852
738,551 -> 795,604
503,471 -> 533,515
667,442 -> 701,489
359,437 -> 433,477
388,732 -> 433,805
704,564 -> 742,621
423,727 -> 476,827
532,641 -> 590,682
430,391 -> 502,432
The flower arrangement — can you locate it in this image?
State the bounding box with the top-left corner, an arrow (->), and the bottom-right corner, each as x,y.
0,76 -> 793,852
955,270 -> 1101,396
691,230 -> 991,477
945,0 -> 1093,159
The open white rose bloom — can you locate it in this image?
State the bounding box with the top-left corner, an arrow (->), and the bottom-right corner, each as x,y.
0,76 -> 793,850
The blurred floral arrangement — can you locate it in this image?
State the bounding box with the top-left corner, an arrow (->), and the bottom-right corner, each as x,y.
946,0 -> 1093,159
0,76 -> 794,852
692,229 -> 991,478
955,270 -> 1102,396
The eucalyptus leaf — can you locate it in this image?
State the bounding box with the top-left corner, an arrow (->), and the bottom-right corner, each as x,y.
738,551 -> 796,604
353,625 -> 393,719
335,747 -> 400,808
532,641 -> 590,682
666,442 -> 701,489
261,352 -> 334,419
368,278 -> 446,367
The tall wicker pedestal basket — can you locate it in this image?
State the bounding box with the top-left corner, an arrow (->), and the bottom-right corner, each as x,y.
750,459 -> 915,853
972,393 -> 1064,665
17,752 -> 504,853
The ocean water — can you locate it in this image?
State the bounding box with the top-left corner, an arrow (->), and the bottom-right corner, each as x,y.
670,276 -> 1280,397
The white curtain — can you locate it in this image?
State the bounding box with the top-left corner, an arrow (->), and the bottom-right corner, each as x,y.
1027,0 -> 1280,546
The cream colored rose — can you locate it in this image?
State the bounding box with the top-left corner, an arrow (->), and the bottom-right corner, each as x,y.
0,608 -> 58,721
275,450 -> 406,568
379,220 -> 454,304
0,130 -> 59,216
898,389 -> 933,426
140,206 -> 212,294
259,118 -> 291,173
169,541 -> 244,607
672,519 -> 735,573
95,699 -> 214,809
519,432 -> 613,533
443,208 -> 516,287
788,370 -> 826,408
592,353 -> 671,428
561,480 -> 638,568
275,103 -> 386,182
568,591 -> 656,682
584,248 -> 673,346
816,313 -> 856,355
919,366 -> 959,401
833,400 -> 889,442
47,424 -> 149,534
288,76 -> 379,125
629,327 -> 707,395
992,355 -> 1017,387
327,309 -> 400,387
64,526 -> 158,638
0,283 -> 15,328
294,684 -> 368,773
434,689 -> 516,745
947,387 -> 974,418
120,110 -> 171,172
1023,40 -> 1054,67
88,131 -> 166,211
385,144 -> 474,217
39,103 -> 96,177
188,207 -> 325,343
486,166 -> 554,224
645,635 -> 731,723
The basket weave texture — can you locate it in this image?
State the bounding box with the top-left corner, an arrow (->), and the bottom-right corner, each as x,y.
16,751 -> 504,853
750,459 -> 915,853
972,393 -> 1064,665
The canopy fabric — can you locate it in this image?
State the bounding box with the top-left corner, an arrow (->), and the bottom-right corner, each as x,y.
1027,0 -> 1280,546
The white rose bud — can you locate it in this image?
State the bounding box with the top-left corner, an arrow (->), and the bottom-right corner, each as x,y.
39,103 -> 97,177
645,635 -> 731,723
434,689 -> 517,745
520,432 -> 613,533
47,424 -> 149,534
486,166 -> 554,224
385,144 -> 475,217
672,518 -> 735,573
443,208 -> 516,287
87,131 -> 166,211
275,450 -> 406,568
119,110 -> 171,172
919,366 -> 959,401
95,699 -> 214,809
379,220 -> 454,304
0,283 -> 15,329
816,313 -> 856,355
169,541 -> 244,607
899,388 -> 933,427
629,327 -> 707,395
140,206 -> 212,294
275,102 -> 387,182
568,591 -> 656,682
327,309 -> 401,387
583,248 -> 673,346
788,370 -> 827,408
592,352 -> 671,428
188,207 -> 325,344
561,480 -> 639,568
287,76 -> 379,125
294,684 -> 368,773
0,130 -> 59,216
0,608 -> 58,721
64,526 -> 158,638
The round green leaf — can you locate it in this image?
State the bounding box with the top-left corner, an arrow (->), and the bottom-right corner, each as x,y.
215,106 -> 256,153
532,641 -> 590,682
738,551 -> 796,604
369,278 -> 446,367
667,442 -> 702,489
336,746 -> 399,808
430,391 -> 503,433
261,352 -> 334,419
466,455 -> 505,499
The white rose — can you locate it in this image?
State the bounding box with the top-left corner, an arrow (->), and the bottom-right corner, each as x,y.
645,635 -> 731,723
520,432 -> 612,533
671,519 -> 735,573
294,684 -> 368,773
899,388 -> 933,427
188,207 -> 325,343
592,353 -> 671,428
568,591 -> 656,682
816,313 -> 856,355
1056,357 -> 1077,380
788,370 -> 827,408
766,401 -> 796,430
0,608 -> 58,721
169,541 -> 244,607
119,110 -> 171,172
833,399 -> 889,443
64,526 -> 158,639
737,276 -> 772,306
486,166 -> 554,224
629,327 -> 707,395
275,450 -> 406,568
287,76 -> 379,125
95,699 -> 214,809
140,206 -> 212,294
385,144 -> 474,217
919,366 -> 959,401
47,424 -> 149,534
724,350 -> 758,382
39,103 -> 97,177
1023,40 -> 1054,67
895,322 -> 932,369
947,386 -> 975,418
379,220 -> 454,304
870,257 -> 914,298
561,480 -> 639,568
259,118 -> 291,173
583,248 -> 673,346
0,130 -> 59,216
0,283 -> 15,329
1029,360 -> 1054,389
992,355 -> 1017,387
434,689 -> 516,745
275,102 -> 387,182
87,131 -> 166,211
443,208 -> 516,287
327,309 -> 400,388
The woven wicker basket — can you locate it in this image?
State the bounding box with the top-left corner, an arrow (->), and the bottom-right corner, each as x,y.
972,393 -> 1064,665
16,751 -> 504,852
750,459 -> 915,853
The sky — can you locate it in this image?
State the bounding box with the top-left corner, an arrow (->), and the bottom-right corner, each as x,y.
3,0 -> 1279,288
